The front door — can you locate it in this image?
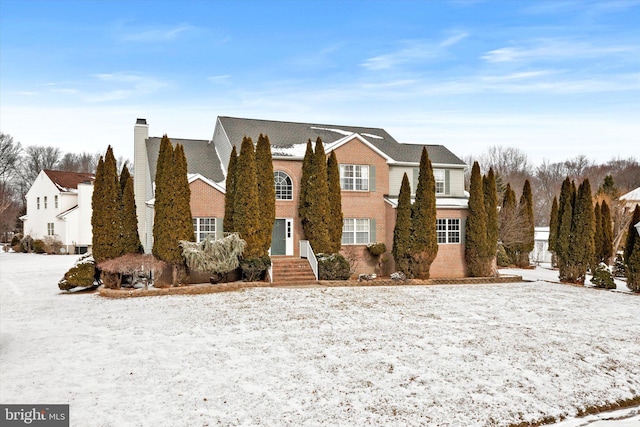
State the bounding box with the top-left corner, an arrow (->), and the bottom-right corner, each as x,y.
271,219 -> 286,255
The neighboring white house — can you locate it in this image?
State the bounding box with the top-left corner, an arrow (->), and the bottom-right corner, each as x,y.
530,226 -> 553,265
620,187 -> 640,212
20,170 -> 95,254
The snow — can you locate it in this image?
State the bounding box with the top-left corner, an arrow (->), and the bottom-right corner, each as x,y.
309,126 -> 353,136
361,133 -> 384,140
1,252 -> 639,426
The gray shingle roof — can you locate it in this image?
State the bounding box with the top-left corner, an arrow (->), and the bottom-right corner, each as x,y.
146,137 -> 224,183
218,116 -> 466,166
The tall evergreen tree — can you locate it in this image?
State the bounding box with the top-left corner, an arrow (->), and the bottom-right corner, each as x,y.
594,201 -> 603,265
152,135 -> 175,261
499,183 -> 517,265
409,147 -> 438,279
91,156 -> 106,263
309,137 -> 331,253
223,146 -> 238,233
567,179 -> 595,284
120,165 -> 143,254
255,134 -> 275,254
625,205 -> 640,292
465,162 -> 490,277
600,200 -> 614,264
173,144 -> 194,247
298,140 -> 314,234
515,180 -> 535,267
483,168 -> 499,264
234,137 -> 262,257
548,196 -> 559,262
392,173 -> 412,275
557,179 -> 576,281
326,151 -> 343,253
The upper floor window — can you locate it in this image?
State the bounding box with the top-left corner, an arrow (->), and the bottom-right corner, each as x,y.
193,217 -> 216,243
342,218 -> 370,245
44,196 -> 48,209
436,218 -> 460,244
434,169 -> 446,194
274,171 -> 293,200
37,197 -> 40,209
340,164 -> 369,191
55,195 -> 58,209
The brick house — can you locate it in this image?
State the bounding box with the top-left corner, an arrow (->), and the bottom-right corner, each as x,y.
134,116 -> 469,278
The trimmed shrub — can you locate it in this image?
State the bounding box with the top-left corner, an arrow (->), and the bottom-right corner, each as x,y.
33,239 -> 46,254
367,242 -> 387,257
590,263 -> 615,289
612,254 -> 626,277
20,235 -> 34,253
496,243 -> 510,267
240,255 -> 271,282
318,253 -> 350,280
58,255 -> 96,290
11,234 -> 21,247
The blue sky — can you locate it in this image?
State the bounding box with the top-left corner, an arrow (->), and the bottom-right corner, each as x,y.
1,0 -> 639,165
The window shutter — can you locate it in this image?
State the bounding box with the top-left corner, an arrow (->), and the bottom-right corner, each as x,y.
445,170 -> 450,195
215,218 -> 224,239
460,217 -> 466,244
369,218 -> 376,243
413,168 -> 419,193
369,166 -> 376,192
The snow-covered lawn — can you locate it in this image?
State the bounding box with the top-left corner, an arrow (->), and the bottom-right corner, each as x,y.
1,252 -> 639,427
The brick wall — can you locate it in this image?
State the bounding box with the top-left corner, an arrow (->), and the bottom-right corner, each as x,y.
189,179 -> 225,218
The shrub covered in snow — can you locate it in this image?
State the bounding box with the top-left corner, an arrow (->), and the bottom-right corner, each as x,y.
58,254 -> 96,291
590,263 -> 615,289
318,253 -> 350,280
240,255 -> 271,282
390,271 -> 406,281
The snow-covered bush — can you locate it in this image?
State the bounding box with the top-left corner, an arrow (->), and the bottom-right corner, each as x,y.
58,254 -> 96,291
180,233 -> 246,275
318,253 -> 350,280
240,255 -> 271,282
612,254 -> 626,277
590,263 -> 615,289
391,271 -> 406,282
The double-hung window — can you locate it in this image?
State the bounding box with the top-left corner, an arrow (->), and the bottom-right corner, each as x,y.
436,218 -> 460,244
44,196 -> 48,209
193,217 -> 216,242
55,195 -> 58,209
342,218 -> 370,245
340,164 -> 369,191
37,197 -> 40,209
47,223 -> 55,236
434,169 -> 446,195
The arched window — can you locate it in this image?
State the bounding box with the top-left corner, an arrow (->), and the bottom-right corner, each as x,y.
274,171 -> 293,200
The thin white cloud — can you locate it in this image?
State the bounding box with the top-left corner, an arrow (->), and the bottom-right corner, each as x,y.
120,24 -> 194,42
207,75 -> 231,84
361,33 -> 468,70
482,39 -> 636,63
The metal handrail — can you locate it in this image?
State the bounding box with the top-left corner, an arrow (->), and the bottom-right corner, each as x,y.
299,240 -> 318,280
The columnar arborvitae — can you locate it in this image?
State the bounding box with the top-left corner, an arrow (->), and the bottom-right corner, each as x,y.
94,146 -> 125,263
298,140 -> 314,234
556,178 -> 575,281
234,136 -> 262,257
408,147 -> 438,279
173,144 -> 195,246
594,201 -> 603,265
309,137 -> 331,253
465,161 -> 490,277
255,134 -> 275,254
152,135 -> 175,261
499,183 -> 517,265
548,196 -> 559,260
514,180 -> 535,268
600,200 -> 613,264
483,167 -> 499,264
327,151 -> 343,253
392,173 -> 412,275
625,205 -> 640,292
566,179 -> 595,284
91,156 -> 106,263
120,165 -> 143,254
223,146 -> 238,233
